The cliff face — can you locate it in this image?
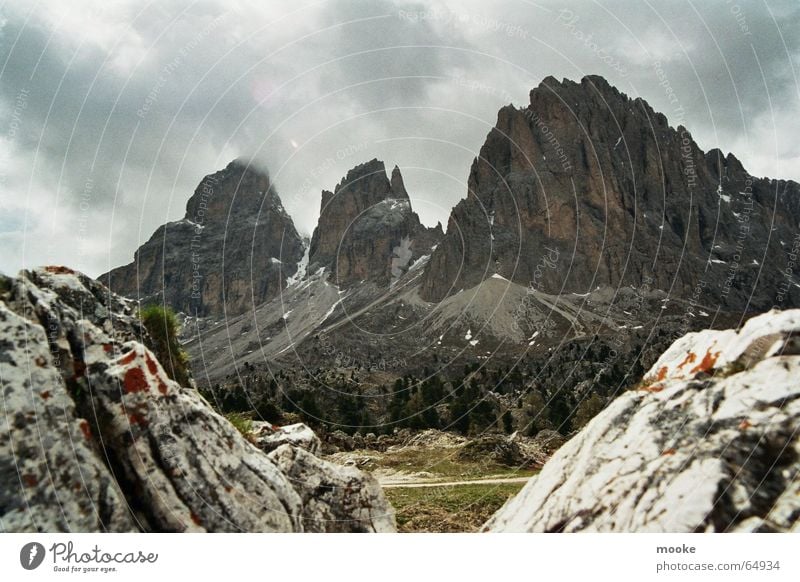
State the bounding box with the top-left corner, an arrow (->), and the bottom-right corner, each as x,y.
420,75 -> 800,311
102,160 -> 304,316
309,159 -> 442,287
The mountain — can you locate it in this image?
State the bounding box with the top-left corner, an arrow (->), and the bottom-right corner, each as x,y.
309,159 -> 443,287
420,75 -> 800,313
101,160 -> 304,317
103,75 -> 800,438
7,73 -> 800,533
181,159 -> 446,382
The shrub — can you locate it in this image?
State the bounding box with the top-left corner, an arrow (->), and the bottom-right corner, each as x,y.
139,304 -> 190,386
502,410 -> 514,433
224,412 -> 254,439
571,393 -> 606,430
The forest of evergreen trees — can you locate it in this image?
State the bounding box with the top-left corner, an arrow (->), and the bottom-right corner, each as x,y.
200,359 -> 610,438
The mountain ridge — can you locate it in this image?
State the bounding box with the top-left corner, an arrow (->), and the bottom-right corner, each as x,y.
101,75 -> 800,400
419,74 -> 800,312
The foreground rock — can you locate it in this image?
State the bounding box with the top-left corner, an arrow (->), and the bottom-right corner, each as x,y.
0,302 -> 137,532
268,445 -> 395,532
0,267 -> 395,532
253,422 -> 322,455
484,310 -> 800,532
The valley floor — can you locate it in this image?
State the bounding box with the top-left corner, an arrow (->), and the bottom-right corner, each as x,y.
323,430 -> 540,532
385,482 -> 527,533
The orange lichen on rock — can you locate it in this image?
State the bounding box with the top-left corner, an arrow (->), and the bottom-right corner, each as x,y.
145,353 -> 158,376
662,448 -> 676,456
44,265 -> 75,274
123,367 -> 149,394
79,419 -> 93,440
677,351 -> 697,370
690,348 -> 720,374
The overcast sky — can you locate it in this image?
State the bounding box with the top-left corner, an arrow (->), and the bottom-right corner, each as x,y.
1,0 -> 798,277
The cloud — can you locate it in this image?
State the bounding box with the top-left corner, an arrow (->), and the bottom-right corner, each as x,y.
0,0 -> 798,277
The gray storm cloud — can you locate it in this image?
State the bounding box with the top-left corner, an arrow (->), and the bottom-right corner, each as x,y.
0,0 -> 797,276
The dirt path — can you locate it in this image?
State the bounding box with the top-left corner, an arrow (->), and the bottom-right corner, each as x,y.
381,476 -> 531,489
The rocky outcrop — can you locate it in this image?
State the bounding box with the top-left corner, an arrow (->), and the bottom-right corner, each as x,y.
456,435 -> 528,467
309,159 -> 442,287
102,160 -> 304,316
0,267 -> 395,532
509,430 -> 567,467
267,445 -> 395,533
0,301 -> 137,532
421,75 -> 800,312
484,309 -> 800,532
253,422 -> 322,455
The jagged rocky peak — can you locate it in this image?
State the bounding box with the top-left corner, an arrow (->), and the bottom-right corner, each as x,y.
390,164 -> 410,199
101,159 -> 304,317
326,158 -> 406,207
420,74 -> 800,311
184,158 -> 273,218
309,159 -> 442,287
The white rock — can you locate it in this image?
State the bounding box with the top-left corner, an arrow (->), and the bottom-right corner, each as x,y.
253,422 -> 322,455
484,310 -> 800,533
644,308 -> 800,384
0,304 -> 136,532
267,445 -> 396,533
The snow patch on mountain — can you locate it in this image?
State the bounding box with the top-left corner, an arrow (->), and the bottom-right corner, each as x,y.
286,239 -> 310,287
